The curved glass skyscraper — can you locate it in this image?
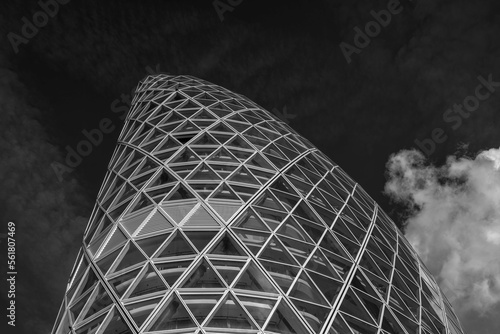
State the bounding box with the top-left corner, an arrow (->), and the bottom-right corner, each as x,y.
52,74 -> 466,334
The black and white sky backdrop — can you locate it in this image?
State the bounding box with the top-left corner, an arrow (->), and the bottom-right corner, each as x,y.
1,0 -> 500,333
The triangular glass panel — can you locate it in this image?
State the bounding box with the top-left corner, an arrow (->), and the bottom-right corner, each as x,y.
258,237 -> 299,266
128,264 -> 167,299
179,99 -> 200,110
227,113 -> 247,123
229,184 -> 259,202
391,308 -> 419,334
147,169 -> 176,188
173,120 -> 200,133
208,163 -> 238,179
79,283 -> 113,321
210,122 -> 233,134
289,271 -> 329,306
142,129 -> 167,147
276,216 -> 313,243
113,183 -> 137,207
210,132 -> 232,145
96,247 -> 122,275
193,108 -> 215,119
210,260 -> 245,286
247,153 -> 275,171
290,297 -> 330,333
163,184 -> 195,202
207,293 -> 255,329
381,307 -> 407,334
320,231 -> 351,260
270,176 -> 295,194
209,201 -> 242,222
170,147 -> 199,164
109,267 -> 142,298
227,165 -> 259,184
120,210 -> 151,235
307,270 -> 342,304
181,259 -> 225,288
254,191 -> 286,212
339,289 -> 378,326
330,313 -> 354,334
263,143 -> 287,160
236,295 -> 276,328
233,228 -> 270,255
188,183 -> 217,199
210,183 -> 241,201
264,299 -> 310,334
192,133 -> 218,146
253,207 -> 287,231
295,216 -> 325,244
310,203 -> 338,228
73,312 -> 108,334
233,261 -> 277,293
342,313 -> 379,334
153,148 -> 177,162
187,163 -> 220,181
157,231 -> 196,258
233,209 -> 270,232
184,231 -> 218,252
248,167 -> 275,184
127,194 -> 154,215
389,287 -> 416,320
228,148 -> 253,163
98,227 -> 127,258
165,111 -> 184,123
333,231 -> 361,259
240,110 -> 262,124
306,248 -> 341,280
243,127 -> 268,149
271,190 -> 300,213
136,210 -> 173,236
209,233 -> 246,256
113,242 -> 147,273
280,236 -> 314,265
226,135 -> 253,150
191,146 -> 218,159
148,294 -> 196,331
100,308 -> 132,334
153,136 -> 180,152
192,120 -> 213,132
184,205 -> 220,227
207,147 -> 239,164
108,198 -> 135,223
264,153 -> 288,169
286,175 -> 313,198
152,254 -> 191,287
125,297 -> 161,328
275,142 -> 299,161
182,293 -> 223,325
292,200 -> 324,226
136,233 -> 170,257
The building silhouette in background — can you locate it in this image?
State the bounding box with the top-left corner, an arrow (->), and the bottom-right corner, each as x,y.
52,75 -> 466,334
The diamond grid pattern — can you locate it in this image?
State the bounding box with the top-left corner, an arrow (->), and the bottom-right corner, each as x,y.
52,74 -> 466,334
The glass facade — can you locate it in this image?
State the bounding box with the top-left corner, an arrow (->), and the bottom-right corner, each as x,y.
52,74 -> 467,334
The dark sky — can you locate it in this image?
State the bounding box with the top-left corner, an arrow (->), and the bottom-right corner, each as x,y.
1,0 -> 500,333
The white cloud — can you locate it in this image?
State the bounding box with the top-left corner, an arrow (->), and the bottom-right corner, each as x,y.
385,148 -> 500,332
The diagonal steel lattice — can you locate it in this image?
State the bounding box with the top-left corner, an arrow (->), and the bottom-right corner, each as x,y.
52,74 -> 467,334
